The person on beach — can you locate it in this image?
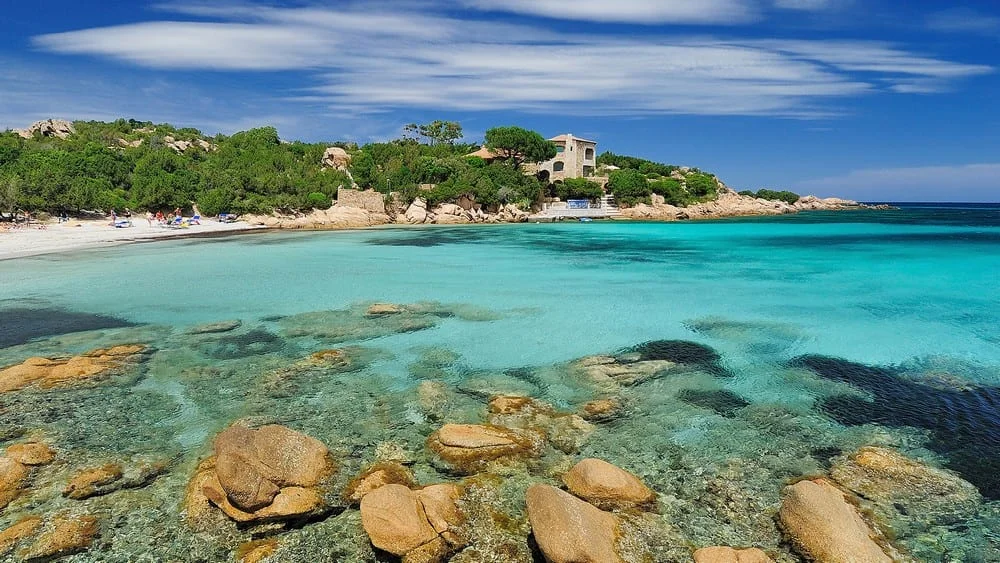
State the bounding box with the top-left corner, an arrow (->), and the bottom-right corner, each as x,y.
110,209 -> 117,226
146,211 -> 154,226
155,211 -> 164,224
124,208 -> 132,220
174,207 -> 182,219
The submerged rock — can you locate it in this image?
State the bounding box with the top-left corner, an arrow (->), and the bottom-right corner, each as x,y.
344,461 -> 417,505
830,446 -> 981,521
0,344 -> 147,393
4,441 -> 56,466
575,356 -> 676,387
487,395 -> 595,455
17,513 -> 100,561
0,456 -> 29,510
677,388 -> 750,418
0,516 -> 42,556
693,546 -> 774,563
186,320 -> 242,334
427,424 -> 544,474
779,478 -> 893,562
236,538 -> 279,563
360,483 -> 464,561
63,460 -> 165,500
579,398 -> 624,422
366,303 -> 406,317
187,424 -> 334,524
562,458 -> 656,511
620,340 -> 727,376
526,484 -> 623,563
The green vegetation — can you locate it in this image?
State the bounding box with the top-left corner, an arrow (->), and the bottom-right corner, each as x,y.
739,189 -> 801,204
608,169 -> 652,207
0,120 -> 350,216
553,178 -> 603,201
1,118 -> 725,216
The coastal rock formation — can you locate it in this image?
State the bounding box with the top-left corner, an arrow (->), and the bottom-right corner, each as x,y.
188,424 -> 334,524
561,458 -> 656,511
0,344 -> 147,393
360,483 -> 464,561
693,546 -> 774,563
248,205 -> 391,229
778,478 -> 893,562
830,446 -> 981,519
322,146 -> 352,170
526,484 -> 623,563
344,461 -> 416,505
427,423 -> 544,473
15,119 -> 74,139
620,190 -> 861,221
163,135 -> 215,153
405,198 -> 429,224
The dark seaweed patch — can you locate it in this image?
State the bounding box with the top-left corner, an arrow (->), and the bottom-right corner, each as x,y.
0,307 -> 135,348
366,228 -> 497,247
677,389 -> 749,417
623,340 -> 728,376
760,231 -> 1000,249
809,446 -> 843,470
200,328 -> 285,359
792,355 -> 1000,500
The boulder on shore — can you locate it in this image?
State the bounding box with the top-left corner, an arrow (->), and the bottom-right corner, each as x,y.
562,458 -> 656,511
779,478 -> 892,562
526,484 -> 623,563
405,198 -> 429,224
360,483 -> 464,561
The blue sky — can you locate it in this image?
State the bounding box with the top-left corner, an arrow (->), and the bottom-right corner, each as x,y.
2,1 -> 998,201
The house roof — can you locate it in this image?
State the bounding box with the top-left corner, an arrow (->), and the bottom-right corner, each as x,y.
466,145 -> 500,160
549,134 -> 597,144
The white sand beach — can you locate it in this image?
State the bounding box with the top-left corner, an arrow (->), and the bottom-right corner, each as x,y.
0,219 -> 263,261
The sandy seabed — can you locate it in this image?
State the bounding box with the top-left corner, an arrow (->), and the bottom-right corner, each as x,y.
0,219 -> 264,261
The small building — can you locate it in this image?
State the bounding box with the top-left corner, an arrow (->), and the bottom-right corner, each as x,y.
532,134 -> 597,182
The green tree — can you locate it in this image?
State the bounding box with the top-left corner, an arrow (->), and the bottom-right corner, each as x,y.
755,189 -> 801,204
0,173 -> 21,219
685,173 -> 718,198
556,178 -> 603,201
484,126 -> 556,169
607,169 -> 651,207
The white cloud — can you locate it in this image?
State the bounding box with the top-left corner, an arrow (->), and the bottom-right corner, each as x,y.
28,4 -> 994,118
794,164 -> 1000,202
458,0 -> 757,24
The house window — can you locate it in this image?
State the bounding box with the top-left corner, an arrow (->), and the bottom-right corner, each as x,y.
553,162 -> 565,172
556,145 -> 565,153
585,148 -> 594,160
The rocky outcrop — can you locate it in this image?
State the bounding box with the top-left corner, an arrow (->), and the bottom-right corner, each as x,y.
620,190 -> 862,222
163,135 -> 215,153
187,424 -> 334,524
426,423 -> 544,474
405,198 -> 429,224
561,458 -> 656,511
247,205 -> 392,229
15,119 -> 74,139
526,484 -> 623,563
360,483 -> 464,561
779,478 -> 893,562
322,147 -> 352,170
830,446 -> 981,520
366,303 -> 406,317
693,546 -> 774,563
0,344 -> 147,393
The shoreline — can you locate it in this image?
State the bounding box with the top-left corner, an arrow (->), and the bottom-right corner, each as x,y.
0,201 -> 879,262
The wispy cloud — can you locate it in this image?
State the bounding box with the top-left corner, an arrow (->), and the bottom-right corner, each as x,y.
795,163 -> 1000,202
926,8 -> 1000,35
458,0 -> 757,25
29,4 -> 993,119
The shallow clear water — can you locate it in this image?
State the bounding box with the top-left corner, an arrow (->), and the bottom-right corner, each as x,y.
2,207 -> 1000,561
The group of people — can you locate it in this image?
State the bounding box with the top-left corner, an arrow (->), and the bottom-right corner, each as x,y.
143,208 -> 186,226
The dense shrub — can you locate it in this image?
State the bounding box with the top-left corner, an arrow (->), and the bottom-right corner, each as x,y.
649,178 -> 692,206
684,172 -> 718,198
555,178 -> 603,201
608,169 -> 652,207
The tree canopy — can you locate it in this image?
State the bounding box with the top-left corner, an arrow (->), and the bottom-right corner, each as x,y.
404,120 -> 464,145
484,126 -> 557,169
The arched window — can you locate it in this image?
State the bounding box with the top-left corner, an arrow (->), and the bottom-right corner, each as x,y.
553,162 -> 565,172
585,148 -> 594,160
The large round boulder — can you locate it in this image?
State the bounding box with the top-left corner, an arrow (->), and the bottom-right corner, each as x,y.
561,458 -> 656,511
526,484 -> 623,563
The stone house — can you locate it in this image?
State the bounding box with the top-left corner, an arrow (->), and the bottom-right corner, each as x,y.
530,134 -> 598,181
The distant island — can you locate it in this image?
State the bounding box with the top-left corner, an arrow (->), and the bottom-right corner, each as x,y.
1,118 -> 866,229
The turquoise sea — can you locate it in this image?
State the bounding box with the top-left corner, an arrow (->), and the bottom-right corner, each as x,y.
2,205 -> 999,561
